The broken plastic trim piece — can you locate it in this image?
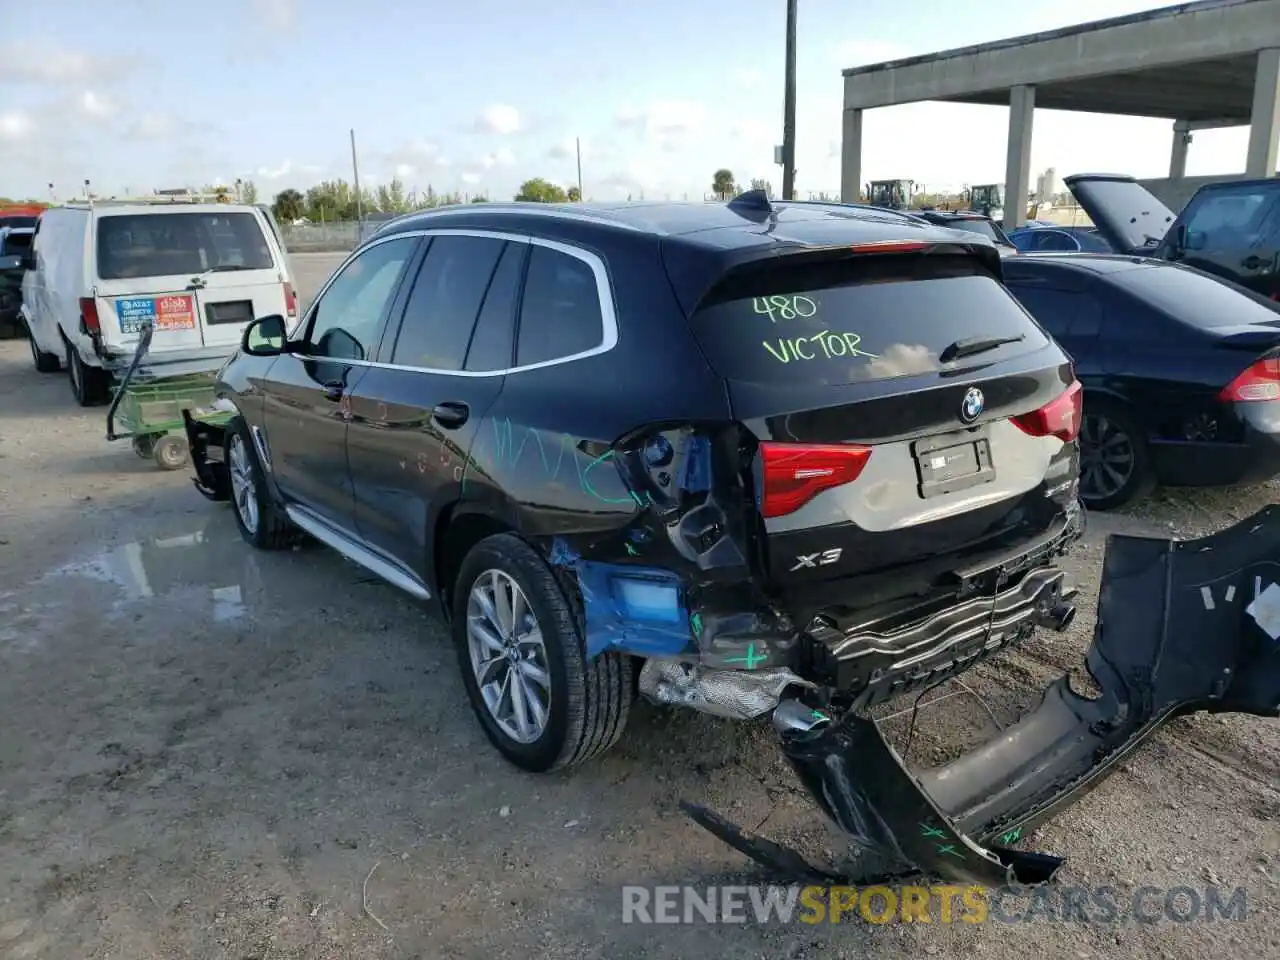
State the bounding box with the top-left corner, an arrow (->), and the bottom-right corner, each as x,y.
182,410 -> 230,502
684,506 -> 1280,885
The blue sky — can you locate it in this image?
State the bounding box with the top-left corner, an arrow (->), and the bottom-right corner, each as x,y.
0,0 -> 1257,203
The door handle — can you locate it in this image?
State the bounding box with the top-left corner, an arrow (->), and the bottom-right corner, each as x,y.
1241,255 -> 1266,270
322,381 -> 345,402
432,401 -> 470,428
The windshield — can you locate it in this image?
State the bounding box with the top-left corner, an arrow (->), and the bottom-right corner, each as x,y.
690,254 -> 1047,386
96,211 -> 274,281
1111,263 -> 1280,327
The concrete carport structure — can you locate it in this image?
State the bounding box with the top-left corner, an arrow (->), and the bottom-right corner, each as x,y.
839,0 -> 1280,227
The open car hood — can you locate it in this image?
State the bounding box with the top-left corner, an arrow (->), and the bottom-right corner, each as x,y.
1062,174 -> 1177,256
684,506 -> 1280,885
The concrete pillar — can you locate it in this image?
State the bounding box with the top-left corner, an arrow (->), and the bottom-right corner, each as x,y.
1245,47 -> 1280,178
1169,120 -> 1191,179
840,108 -> 863,203
1003,85 -> 1035,230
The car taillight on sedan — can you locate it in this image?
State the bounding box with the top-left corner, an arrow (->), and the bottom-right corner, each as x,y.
1011,380 -> 1084,442
759,442 -> 873,518
1220,357 -> 1280,402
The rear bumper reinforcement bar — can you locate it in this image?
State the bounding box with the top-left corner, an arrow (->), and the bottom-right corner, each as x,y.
684,506 -> 1280,886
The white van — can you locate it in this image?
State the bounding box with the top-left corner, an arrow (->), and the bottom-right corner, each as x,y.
19,200 -> 297,405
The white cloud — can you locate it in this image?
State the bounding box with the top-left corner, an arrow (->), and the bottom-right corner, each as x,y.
731,118 -> 774,143
616,100 -> 706,140
0,112 -> 34,141
829,39 -> 913,69
734,68 -> 766,90
479,146 -> 516,169
461,172 -> 481,185
547,139 -> 575,160
80,90 -> 116,120
0,43 -> 130,84
475,104 -> 521,135
257,160 -> 293,180
252,0 -> 298,29
395,163 -> 416,178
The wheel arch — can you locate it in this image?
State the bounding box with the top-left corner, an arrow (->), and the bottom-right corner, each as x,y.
432,501 -> 521,621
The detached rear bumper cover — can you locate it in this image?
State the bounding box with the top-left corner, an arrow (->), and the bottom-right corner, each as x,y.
684,507 -> 1280,885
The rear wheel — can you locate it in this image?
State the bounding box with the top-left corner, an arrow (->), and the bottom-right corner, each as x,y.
1078,403 -> 1154,511
226,419 -> 301,549
27,323 -> 60,373
66,340 -> 108,406
453,533 -> 632,772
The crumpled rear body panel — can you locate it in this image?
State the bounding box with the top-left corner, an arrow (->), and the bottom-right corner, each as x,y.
684,507 -> 1280,885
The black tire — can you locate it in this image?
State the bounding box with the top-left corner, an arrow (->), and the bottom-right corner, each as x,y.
65,339 -> 109,407
153,434 -> 188,471
132,435 -> 157,459
27,324 -> 60,373
225,417 -> 302,550
1078,401 -> 1155,511
452,533 -> 632,772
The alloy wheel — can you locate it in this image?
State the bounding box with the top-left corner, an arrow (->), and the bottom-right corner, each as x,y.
1079,413 -> 1135,502
228,433 -> 260,534
466,569 -> 551,744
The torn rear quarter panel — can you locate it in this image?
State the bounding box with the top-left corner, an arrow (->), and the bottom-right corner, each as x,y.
683,506 -> 1280,885
544,423 -> 798,663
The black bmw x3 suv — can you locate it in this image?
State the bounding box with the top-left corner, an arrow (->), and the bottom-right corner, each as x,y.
184,191 -> 1085,773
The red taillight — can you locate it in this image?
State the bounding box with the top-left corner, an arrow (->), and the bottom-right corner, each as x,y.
1220,357 -> 1280,402
759,442 -> 872,519
1012,380 -> 1083,442
283,281 -> 298,319
78,296 -> 100,335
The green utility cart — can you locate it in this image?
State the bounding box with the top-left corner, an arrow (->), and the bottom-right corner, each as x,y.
105,322 -> 236,471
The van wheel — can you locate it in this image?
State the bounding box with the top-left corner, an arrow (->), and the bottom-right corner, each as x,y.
226,418 -> 301,549
453,533 -> 632,773
66,341 -> 109,406
27,325 -> 60,373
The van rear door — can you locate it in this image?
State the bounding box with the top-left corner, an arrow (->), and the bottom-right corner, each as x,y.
92,208 -> 289,353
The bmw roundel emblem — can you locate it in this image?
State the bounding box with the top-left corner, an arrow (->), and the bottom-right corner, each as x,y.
960,387 -> 985,424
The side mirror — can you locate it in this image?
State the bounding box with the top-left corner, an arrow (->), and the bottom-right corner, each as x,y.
242,314 -> 288,356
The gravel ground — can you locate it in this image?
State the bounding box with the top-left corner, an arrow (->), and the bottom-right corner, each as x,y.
0,253 -> 1277,959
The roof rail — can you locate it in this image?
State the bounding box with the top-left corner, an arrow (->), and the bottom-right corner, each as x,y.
63,193 -> 238,207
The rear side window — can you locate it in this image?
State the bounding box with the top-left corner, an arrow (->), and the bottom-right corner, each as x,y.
390,235 -> 506,370
515,245 -> 604,367
1110,263 -> 1280,327
465,241 -> 525,371
1183,184 -> 1280,249
96,212 -> 273,281
690,254 -> 1048,385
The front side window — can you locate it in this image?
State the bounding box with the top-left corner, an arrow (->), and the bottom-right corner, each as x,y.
96,212 -> 274,280
515,245 -> 605,367
307,237 -> 417,360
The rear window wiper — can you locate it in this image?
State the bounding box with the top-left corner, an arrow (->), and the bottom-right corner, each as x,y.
939,333 -> 1025,364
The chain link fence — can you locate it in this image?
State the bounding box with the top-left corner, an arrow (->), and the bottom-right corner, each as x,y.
278,220 -> 372,253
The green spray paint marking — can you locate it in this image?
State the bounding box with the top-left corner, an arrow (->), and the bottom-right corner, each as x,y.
1000,827 -> 1023,845
724,644 -> 766,669
810,710 -> 829,722
690,612 -> 703,638
460,418 -> 648,507
936,844 -> 965,861
625,542 -> 639,556
919,824 -> 947,840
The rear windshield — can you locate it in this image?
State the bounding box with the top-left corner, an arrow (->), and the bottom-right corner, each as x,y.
940,219 -> 1008,244
1,232 -> 32,254
96,211 -> 274,281
0,216 -> 38,230
691,254 -> 1049,385
1111,263 -> 1280,327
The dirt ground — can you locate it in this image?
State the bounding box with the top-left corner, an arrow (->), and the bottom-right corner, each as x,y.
0,253 -> 1277,959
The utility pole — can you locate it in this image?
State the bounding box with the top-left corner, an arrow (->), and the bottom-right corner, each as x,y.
575,137 -> 583,201
350,128 -> 364,228
781,0 -> 798,200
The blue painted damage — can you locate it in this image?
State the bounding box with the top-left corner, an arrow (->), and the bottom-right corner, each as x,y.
679,435 -> 711,493
547,537 -> 692,658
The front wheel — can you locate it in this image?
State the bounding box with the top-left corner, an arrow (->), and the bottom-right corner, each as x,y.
225,418 -> 302,549
1078,404 -> 1154,511
452,533 -> 632,772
